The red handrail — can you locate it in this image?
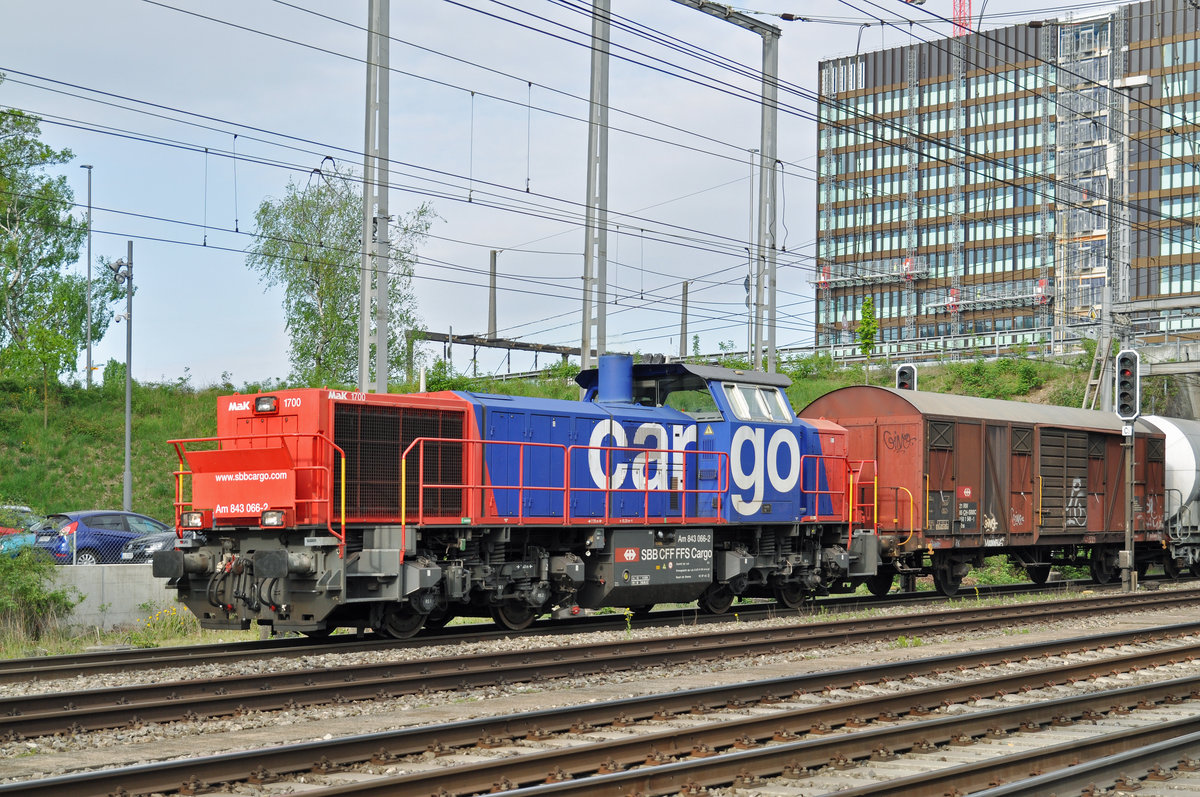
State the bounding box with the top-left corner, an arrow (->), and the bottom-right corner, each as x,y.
399,436 -> 729,527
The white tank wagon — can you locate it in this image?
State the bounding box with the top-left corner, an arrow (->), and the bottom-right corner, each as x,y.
1144,415 -> 1200,570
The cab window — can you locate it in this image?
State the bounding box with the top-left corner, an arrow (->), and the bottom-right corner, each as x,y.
722,383 -> 791,423
635,374 -> 723,420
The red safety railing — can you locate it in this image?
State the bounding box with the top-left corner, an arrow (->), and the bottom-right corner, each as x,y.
799,453 -> 851,525
849,459 -> 879,543
401,438 -> 569,525
170,432 -> 347,551
565,443 -> 729,524
399,437 -> 729,528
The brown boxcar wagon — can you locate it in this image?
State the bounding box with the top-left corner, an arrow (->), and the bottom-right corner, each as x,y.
800,386 -> 1167,595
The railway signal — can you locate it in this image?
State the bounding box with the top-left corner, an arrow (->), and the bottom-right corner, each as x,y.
895,364 -> 917,390
1114,349 -> 1140,421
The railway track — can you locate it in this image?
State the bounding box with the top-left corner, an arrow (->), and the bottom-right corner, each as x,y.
0,578 -> 1130,685
9,616 -> 1200,796
2,586 -> 1197,740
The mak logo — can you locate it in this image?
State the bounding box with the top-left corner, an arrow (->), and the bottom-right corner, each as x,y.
227,400 -> 251,411
616,547 -> 640,562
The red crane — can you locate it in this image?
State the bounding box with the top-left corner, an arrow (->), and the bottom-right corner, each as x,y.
953,0 -> 972,36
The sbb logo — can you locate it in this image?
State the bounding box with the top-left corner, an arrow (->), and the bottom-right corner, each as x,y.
617,547 -> 640,562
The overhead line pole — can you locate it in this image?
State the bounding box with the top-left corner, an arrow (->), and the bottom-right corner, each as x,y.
581,0 -> 612,375
360,0 -> 390,392
668,0 -> 781,372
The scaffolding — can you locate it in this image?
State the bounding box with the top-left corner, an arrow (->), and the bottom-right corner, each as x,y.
904,46 -> 921,342
949,33 -> 966,339
809,256 -> 930,288
816,59 -> 846,348
1036,21 -> 1056,337
1055,15 -> 1115,336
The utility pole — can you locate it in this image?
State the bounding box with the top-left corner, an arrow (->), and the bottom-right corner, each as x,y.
488,250 -> 498,340
80,165 -> 93,388
360,0 -> 390,392
580,0 -> 612,375
679,281 -> 689,359
108,241 -> 133,512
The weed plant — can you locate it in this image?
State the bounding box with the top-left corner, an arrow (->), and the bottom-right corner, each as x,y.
124,602 -> 201,648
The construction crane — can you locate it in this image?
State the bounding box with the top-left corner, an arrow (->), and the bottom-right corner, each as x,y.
953,0 -> 972,35
905,0 -> 973,36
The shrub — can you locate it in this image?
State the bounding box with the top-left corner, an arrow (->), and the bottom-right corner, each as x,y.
0,549 -> 81,638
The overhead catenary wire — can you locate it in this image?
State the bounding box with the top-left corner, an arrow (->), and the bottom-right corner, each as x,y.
11,3 -> 1200,357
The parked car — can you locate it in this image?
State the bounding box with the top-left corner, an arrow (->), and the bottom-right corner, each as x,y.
0,505 -> 41,536
34,511 -> 171,565
0,531 -> 38,557
120,529 -> 200,564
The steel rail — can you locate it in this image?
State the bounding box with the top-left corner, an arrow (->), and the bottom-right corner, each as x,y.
2,590 -> 1196,739
481,684 -> 1200,797
969,727 -> 1200,796
189,637 -> 1200,797
0,578 -> 1106,684
7,627 -> 1200,797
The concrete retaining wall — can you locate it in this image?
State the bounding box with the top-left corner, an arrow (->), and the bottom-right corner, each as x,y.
53,564 -> 177,630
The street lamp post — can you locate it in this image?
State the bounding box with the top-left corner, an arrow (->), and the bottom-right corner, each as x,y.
80,165 -> 93,388
109,241 -> 133,511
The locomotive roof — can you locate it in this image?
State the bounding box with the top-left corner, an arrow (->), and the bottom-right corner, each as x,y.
575,361 -> 791,390
803,385 -> 1160,433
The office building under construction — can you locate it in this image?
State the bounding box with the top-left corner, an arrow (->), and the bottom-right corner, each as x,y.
815,0 -> 1200,359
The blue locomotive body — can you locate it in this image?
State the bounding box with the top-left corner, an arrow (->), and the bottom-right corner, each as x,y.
456,356 -> 844,527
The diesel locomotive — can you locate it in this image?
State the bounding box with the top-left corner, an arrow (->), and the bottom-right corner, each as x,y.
152,356 -> 1200,637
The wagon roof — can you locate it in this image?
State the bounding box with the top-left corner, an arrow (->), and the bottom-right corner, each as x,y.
802,385 -> 1160,433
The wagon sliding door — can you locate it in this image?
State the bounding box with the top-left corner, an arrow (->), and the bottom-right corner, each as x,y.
1009,427 -> 1034,535
926,420 -> 955,534
1038,430 -> 1088,533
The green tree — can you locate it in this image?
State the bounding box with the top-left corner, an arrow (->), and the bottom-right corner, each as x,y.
246,164 -> 435,386
0,79 -> 119,413
856,296 -> 878,383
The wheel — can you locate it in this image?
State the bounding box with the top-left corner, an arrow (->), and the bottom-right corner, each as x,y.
492,602 -> 539,631
865,572 -> 895,598
773,582 -> 807,609
1164,556 -> 1183,580
697,584 -> 734,615
1026,564 -> 1051,585
74,549 -> 100,565
302,628 -> 334,639
926,554 -> 964,597
376,604 -> 427,639
932,566 -> 962,597
629,605 -> 655,618
1191,562 -> 1200,579
1136,561 -> 1150,578
1089,548 -> 1118,585
423,608 -> 455,630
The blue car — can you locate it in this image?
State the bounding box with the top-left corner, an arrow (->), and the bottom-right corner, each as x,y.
34,511 -> 171,565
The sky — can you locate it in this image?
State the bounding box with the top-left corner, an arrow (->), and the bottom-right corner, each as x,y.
0,0 -> 1108,388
